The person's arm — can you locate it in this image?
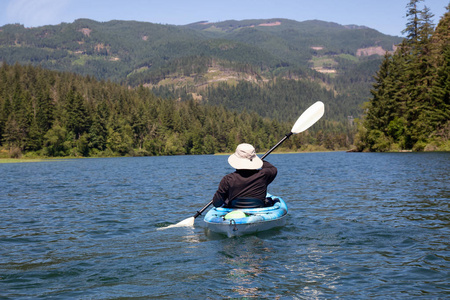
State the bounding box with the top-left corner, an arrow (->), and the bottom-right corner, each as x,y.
212,176 -> 229,207
262,160 -> 277,183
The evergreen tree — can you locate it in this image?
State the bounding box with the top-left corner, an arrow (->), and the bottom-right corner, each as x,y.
357,1 -> 450,151
65,87 -> 91,139
403,0 -> 426,44
0,61 -> 367,157
429,4 -> 450,146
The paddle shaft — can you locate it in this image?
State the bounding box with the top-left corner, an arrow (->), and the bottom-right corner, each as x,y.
193,201 -> 213,218
193,131 -> 294,219
261,132 -> 293,160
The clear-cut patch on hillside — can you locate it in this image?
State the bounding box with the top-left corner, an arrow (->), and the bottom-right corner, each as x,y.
78,28 -> 92,37
356,45 -> 397,56
258,21 -> 281,27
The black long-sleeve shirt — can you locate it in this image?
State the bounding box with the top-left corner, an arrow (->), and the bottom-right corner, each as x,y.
212,161 -> 277,207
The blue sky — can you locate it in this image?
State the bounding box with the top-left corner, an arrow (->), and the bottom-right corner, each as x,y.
0,0 -> 448,37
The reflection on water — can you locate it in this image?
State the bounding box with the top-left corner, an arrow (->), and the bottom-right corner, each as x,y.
0,152 -> 448,298
219,238 -> 269,298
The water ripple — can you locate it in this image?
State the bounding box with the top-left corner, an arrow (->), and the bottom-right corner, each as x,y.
0,153 -> 449,298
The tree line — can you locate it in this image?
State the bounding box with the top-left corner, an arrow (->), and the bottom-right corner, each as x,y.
0,62 -> 350,158
355,1 -> 450,152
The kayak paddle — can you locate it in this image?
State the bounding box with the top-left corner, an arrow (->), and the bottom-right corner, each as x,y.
165,101 -> 325,228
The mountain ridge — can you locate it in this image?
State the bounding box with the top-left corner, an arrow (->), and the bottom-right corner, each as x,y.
0,18 -> 402,123
0,18 -> 401,80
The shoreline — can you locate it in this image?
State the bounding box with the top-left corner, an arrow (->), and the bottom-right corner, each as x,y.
0,158 -> 72,163
3,149 -> 447,163
0,150 -> 340,163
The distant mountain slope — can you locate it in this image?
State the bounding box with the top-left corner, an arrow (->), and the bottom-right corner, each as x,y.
0,18 -> 401,82
0,18 -> 403,123
186,19 -> 400,63
0,19 -> 208,81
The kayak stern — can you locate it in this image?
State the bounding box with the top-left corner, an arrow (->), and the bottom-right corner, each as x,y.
204,193 -> 288,237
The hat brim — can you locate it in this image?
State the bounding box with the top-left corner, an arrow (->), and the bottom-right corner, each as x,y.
228,153 -> 263,170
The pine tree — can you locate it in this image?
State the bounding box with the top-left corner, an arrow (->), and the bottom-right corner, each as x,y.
357,0 -> 450,151
65,87 -> 91,139
403,0 -> 424,43
429,4 -> 450,145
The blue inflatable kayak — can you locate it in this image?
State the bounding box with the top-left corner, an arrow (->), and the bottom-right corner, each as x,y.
204,193 -> 288,237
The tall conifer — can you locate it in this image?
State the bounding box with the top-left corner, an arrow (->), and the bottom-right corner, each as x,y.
358,0 -> 450,151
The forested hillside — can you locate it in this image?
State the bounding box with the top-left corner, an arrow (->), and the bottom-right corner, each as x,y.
0,18 -> 400,82
2,4 -> 447,156
185,19 -> 398,65
0,18 -> 402,123
0,63 -> 349,158
356,1 -> 450,152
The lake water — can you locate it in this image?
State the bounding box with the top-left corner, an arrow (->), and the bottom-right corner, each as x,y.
1,152 -> 449,299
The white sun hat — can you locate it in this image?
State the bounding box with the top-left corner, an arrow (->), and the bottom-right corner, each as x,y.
228,143 -> 263,170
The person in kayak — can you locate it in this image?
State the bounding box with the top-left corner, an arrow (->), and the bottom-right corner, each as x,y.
212,143 -> 278,208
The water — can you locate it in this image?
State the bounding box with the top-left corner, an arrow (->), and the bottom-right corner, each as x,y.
1,152 -> 449,299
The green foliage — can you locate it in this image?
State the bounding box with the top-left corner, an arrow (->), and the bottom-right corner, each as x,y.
0,18 -> 401,84
43,124 -> 69,156
0,18 -> 408,155
0,18 -> 404,153
0,62 -> 347,158
188,19 -> 400,63
366,130 -> 391,152
357,3 -> 450,152
387,117 -> 407,145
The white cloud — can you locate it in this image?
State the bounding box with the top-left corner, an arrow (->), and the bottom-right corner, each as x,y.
6,0 -> 71,27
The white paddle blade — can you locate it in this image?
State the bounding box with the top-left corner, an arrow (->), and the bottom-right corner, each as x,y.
291,101 -> 325,134
158,217 -> 195,230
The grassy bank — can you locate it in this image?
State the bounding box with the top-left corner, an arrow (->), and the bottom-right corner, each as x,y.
0,158 -> 48,163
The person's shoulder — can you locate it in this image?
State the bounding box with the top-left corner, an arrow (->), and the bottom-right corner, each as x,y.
262,161 -> 277,175
262,161 -> 276,168
222,172 -> 237,180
